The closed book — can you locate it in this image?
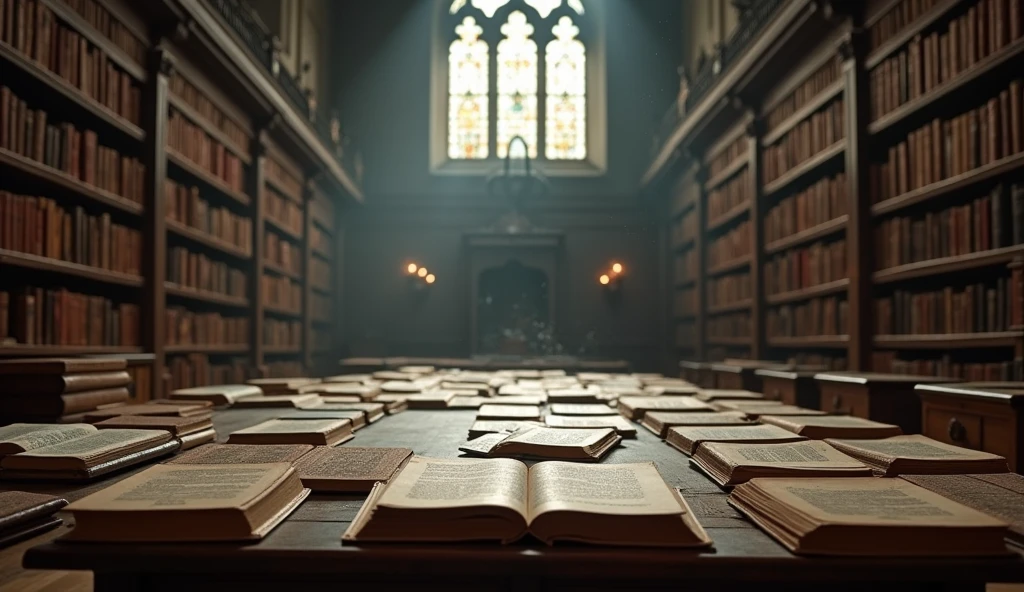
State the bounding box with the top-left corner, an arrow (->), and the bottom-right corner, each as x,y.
227,418 -> 354,447
232,393 -> 323,409
1,371 -> 130,395
760,415 -> 903,440
0,357 -> 127,374
617,396 -> 715,420
169,384 -> 261,406
0,387 -> 129,417
666,424 -> 806,456
825,434 -> 1010,476
294,447 -> 413,492
63,463 -> 308,542
94,415 -> 213,437
83,401 -> 211,421
0,490 -> 66,548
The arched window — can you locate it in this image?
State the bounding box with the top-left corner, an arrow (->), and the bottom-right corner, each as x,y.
434,0 -> 604,174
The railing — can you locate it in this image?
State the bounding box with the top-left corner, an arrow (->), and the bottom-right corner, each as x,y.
651,0 -> 786,160
202,0 -> 357,180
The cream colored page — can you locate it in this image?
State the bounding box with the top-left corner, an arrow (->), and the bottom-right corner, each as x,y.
760,478 -> 1008,527
830,435 -> 1001,460
705,441 -> 867,468
18,429 -> 162,459
528,462 -> 682,518
502,427 -> 609,447
680,425 -> 796,440
235,419 -> 341,435
377,457 -> 528,517
0,424 -> 96,451
774,415 -> 891,428
67,463 -> 291,511
544,415 -> 631,430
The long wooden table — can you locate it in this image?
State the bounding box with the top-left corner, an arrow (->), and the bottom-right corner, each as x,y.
8,408 -> 1024,591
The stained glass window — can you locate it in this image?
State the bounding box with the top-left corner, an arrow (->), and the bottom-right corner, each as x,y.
496,11 -> 538,159
446,0 -> 589,163
545,16 -> 586,160
448,16 -> 489,159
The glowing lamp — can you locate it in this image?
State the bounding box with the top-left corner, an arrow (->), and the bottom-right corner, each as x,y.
599,274 -> 611,286
417,268 -> 428,278
407,263 -> 418,274
426,274 -> 436,284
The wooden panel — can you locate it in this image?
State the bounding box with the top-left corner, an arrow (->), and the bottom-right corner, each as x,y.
923,403 -> 984,450
818,383 -> 870,418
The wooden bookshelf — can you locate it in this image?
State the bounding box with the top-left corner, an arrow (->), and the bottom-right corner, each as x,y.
658,0 -> 1023,381
0,249 -> 144,288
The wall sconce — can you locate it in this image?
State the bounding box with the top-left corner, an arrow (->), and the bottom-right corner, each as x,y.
598,261 -> 625,292
406,262 -> 437,291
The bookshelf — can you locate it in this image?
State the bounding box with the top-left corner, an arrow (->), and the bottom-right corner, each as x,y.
660,0 -> 1024,382
669,165 -> 701,359
0,0 -> 358,398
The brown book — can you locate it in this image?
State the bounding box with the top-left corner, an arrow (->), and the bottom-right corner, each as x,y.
0,490 -> 66,546
460,426 -> 620,462
0,387 -> 129,417
232,393 -> 323,409
641,411 -> 751,437
294,447 -> 413,492
281,409 -> 368,431
166,443 -> 314,465
694,389 -> 765,402
718,404 -> 826,420
617,396 -> 715,420
0,357 -> 127,374
666,424 -> 806,456
63,462 -> 308,541
344,457 -> 712,548
227,418 -> 354,447
94,414 -> 213,437
902,473 -> 1024,548
760,415 -> 904,439
1012,0 -> 1021,41
692,440 -> 873,487
2,370 -> 130,396
1011,81 -> 1022,155
729,477 -> 1009,556
825,434 -> 1010,476
83,402 -> 211,421
0,426 -> 173,475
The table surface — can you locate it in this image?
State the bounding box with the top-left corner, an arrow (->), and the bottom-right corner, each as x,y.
9,408 -> 1024,588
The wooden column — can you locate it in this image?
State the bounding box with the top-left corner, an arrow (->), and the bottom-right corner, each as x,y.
250,127 -> 269,378
746,111 -> 764,361
140,46 -> 173,399
842,31 -> 872,371
334,209 -> 347,369
302,180 -> 315,373
693,155 -> 708,361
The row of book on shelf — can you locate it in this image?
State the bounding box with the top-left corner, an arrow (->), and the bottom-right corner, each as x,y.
708,220 -> 751,268
765,239 -> 846,296
167,246 -> 247,299
767,296 -> 848,339
168,72 -> 249,152
0,0 -> 142,125
762,99 -> 845,186
0,362 -> 1020,556
0,288 -> 138,347
165,179 -> 253,255
763,173 -> 847,245
0,86 -> 145,204
167,109 -> 246,194
165,309 -> 249,348
874,280 -> 1019,335
764,55 -> 843,133
870,0 -> 1024,122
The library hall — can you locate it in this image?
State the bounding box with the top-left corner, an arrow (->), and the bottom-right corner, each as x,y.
0,0 -> 1024,590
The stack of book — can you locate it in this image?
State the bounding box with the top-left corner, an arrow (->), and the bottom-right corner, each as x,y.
0,491 -> 67,548
0,358 -> 132,422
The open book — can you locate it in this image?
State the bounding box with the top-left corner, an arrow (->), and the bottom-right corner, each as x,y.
63,463 -> 309,542
343,457 -> 712,547
641,411 -> 751,438
691,441 -> 873,487
544,414 -> 637,437
460,426 -> 620,462
760,415 -> 903,439
666,424 -> 806,456
617,396 -> 714,420
825,435 -> 1009,476
0,424 -> 176,480
228,419 -> 354,446
294,447 -> 414,492
169,385 -> 262,406
729,477 -> 1010,556
694,390 -> 765,402
548,403 -> 617,416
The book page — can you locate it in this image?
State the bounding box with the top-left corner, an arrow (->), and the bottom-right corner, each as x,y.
704,441 -> 866,468
13,429 -> 164,460
545,415 -> 632,431
67,463 -> 292,511
675,425 -> 798,441
376,457 -> 528,517
233,419 -> 343,435
500,427 -> 610,448
829,435 -> 1003,460
0,424 -> 96,452
528,462 -> 683,518
756,478 -> 1008,527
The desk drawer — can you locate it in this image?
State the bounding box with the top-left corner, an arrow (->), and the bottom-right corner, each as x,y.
761,377 -> 795,404
922,403 -> 983,450
818,384 -> 870,418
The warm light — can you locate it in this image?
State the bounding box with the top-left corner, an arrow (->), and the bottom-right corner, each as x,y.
417,268 -> 428,278
611,262 -> 623,275
406,263 -> 418,274
426,274 -> 436,284
599,274 -> 611,285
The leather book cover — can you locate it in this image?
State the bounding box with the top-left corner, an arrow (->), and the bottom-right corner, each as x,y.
2,370 -> 130,395
0,387 -> 129,416
0,491 -> 67,532
0,516 -> 62,549
0,356 -> 126,375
